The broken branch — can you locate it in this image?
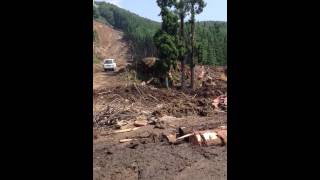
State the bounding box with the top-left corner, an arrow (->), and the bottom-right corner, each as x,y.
113,127 -> 140,134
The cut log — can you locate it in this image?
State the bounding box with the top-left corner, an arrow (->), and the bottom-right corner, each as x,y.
189,130 -> 222,146
119,139 -> 134,143
113,127 -> 140,134
215,129 -> 227,144
176,133 -> 194,141
163,133 -> 177,144
178,127 -> 193,136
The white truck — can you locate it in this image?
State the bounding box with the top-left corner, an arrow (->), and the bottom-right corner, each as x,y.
103,59 -> 117,71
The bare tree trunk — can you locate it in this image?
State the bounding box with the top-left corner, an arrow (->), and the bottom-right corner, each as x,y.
191,65 -> 195,89
165,74 -> 169,89
190,6 -> 196,90
180,16 -> 185,90
181,58 -> 185,88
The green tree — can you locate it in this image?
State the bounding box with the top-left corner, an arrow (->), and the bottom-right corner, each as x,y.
223,36 -> 227,65
174,0 -> 190,89
154,0 -> 179,88
93,6 -> 99,19
98,4 -> 115,25
199,39 -> 208,64
93,30 -> 98,42
93,1 -> 227,71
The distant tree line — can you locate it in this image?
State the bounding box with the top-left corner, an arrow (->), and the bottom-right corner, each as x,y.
94,1 -> 160,60
93,1 -> 227,67
194,21 -> 227,66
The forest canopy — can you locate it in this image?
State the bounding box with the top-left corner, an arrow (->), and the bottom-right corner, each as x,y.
93,1 -> 226,66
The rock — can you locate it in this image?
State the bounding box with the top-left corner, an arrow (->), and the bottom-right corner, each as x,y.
138,132 -> 151,138
156,104 -> 164,109
134,115 -> 148,127
199,109 -> 209,116
152,110 -> 163,117
115,121 -> 128,129
131,162 -> 138,172
127,142 -> 139,149
134,120 -> 148,127
148,120 -> 157,125
136,115 -> 147,121
154,121 -> 165,129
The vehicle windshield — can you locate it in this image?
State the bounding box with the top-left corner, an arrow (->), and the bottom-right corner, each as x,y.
104,60 -> 113,64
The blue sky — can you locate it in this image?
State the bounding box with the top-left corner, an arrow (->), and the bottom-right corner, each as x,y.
96,0 -> 227,22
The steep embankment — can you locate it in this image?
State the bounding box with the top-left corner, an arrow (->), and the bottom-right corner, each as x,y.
93,20 -> 130,90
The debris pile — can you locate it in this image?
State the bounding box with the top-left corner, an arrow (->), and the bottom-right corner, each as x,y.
212,95 -> 227,112
94,66 -> 227,130
94,87 -> 227,130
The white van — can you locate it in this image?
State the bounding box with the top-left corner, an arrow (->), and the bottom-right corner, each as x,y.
103,59 -> 117,71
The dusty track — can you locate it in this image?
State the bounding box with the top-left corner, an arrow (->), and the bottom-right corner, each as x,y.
93,21 -> 130,90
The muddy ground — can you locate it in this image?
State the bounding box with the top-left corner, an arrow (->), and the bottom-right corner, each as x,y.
93,83 -> 227,180
93,115 -> 227,180
93,20 -> 227,180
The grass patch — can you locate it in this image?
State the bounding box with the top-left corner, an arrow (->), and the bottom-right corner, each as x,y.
93,53 -> 100,64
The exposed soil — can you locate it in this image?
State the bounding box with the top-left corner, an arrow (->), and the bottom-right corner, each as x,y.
93,116 -> 227,180
93,21 -> 130,90
93,21 -> 227,180
93,82 -> 227,180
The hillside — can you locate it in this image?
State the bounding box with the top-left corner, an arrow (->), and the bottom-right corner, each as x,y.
93,20 -> 129,67
93,20 -> 130,90
93,1 -> 227,65
94,1 -> 159,59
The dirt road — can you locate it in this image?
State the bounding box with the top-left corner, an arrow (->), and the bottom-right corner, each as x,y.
93,20 -> 130,90
93,65 -> 127,90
